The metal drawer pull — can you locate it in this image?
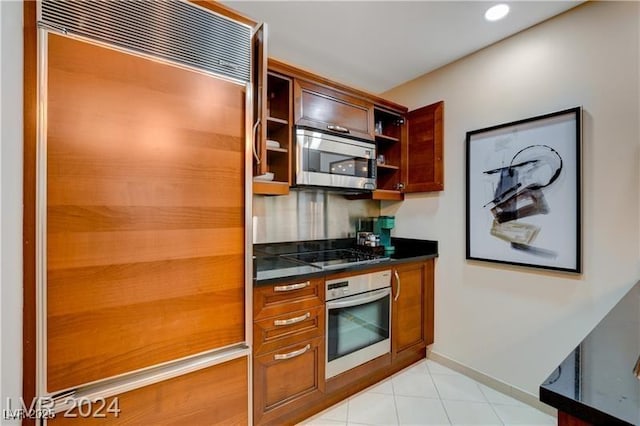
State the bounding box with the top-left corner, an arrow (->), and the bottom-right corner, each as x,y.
274,281 -> 310,292
274,312 -> 311,326
327,124 -> 350,133
274,344 -> 311,360
394,269 -> 401,301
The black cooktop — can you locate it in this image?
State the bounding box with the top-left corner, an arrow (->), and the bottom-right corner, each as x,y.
255,255 -> 313,272
253,238 -> 438,285
283,249 -> 389,270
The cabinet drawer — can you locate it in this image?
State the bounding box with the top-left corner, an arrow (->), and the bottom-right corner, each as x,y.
253,337 -> 324,425
254,278 -> 323,321
254,305 -> 324,356
294,79 -> 374,140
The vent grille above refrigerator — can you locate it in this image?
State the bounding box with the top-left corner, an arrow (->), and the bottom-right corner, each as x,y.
40,0 -> 252,83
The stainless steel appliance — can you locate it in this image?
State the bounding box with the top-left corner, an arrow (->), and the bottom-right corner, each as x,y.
325,270 -> 392,379
295,127 -> 377,191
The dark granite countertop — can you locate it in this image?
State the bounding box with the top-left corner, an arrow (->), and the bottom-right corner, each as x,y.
540,281 -> 640,425
254,238 -> 438,286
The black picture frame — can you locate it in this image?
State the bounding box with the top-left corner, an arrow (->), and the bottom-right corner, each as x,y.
465,107 -> 581,273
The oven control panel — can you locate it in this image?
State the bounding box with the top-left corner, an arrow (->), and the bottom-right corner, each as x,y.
327,280 -> 349,299
325,270 -> 391,301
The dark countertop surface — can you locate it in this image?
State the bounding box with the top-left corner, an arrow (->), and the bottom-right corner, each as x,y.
254,238 -> 438,285
539,281 -> 640,425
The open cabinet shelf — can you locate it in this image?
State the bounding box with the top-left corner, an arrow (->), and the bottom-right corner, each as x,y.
253,69 -> 293,195
375,133 -> 400,143
266,146 -> 288,153
267,116 -> 288,125
373,106 -> 404,196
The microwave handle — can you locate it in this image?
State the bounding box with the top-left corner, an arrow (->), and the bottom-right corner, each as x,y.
327,124 -> 350,134
327,288 -> 390,309
369,159 -> 377,179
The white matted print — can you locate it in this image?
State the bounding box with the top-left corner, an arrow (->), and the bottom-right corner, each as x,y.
466,107 -> 581,273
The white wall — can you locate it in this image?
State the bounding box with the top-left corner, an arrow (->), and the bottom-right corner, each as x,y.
382,1 -> 640,396
1,1 -> 24,423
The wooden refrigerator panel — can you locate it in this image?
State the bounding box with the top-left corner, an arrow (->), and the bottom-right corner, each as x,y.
48,357 -> 248,425
46,34 -> 246,392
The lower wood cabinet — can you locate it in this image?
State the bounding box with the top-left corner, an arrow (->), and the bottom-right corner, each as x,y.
252,259 -> 435,425
253,337 -> 325,425
47,357 -> 248,425
254,278 -> 324,321
392,259 -> 434,359
253,278 -> 325,425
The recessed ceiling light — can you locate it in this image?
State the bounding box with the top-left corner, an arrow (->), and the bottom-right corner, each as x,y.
485,4 -> 510,22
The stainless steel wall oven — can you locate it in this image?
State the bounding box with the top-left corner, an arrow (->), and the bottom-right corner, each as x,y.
325,270 -> 391,379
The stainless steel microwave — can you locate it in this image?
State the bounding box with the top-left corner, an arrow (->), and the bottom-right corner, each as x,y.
295,127 -> 377,191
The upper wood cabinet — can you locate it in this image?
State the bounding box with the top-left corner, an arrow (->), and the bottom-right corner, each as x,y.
252,58 -> 444,197
294,79 -> 375,141
252,23 -> 268,177
373,106 -> 405,199
252,28 -> 295,196
371,101 -> 444,200
404,101 -> 444,193
253,71 -> 293,196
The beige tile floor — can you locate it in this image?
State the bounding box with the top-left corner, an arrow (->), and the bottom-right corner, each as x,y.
299,360 -> 556,426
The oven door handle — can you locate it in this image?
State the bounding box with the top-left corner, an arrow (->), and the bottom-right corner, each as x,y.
326,288 -> 390,309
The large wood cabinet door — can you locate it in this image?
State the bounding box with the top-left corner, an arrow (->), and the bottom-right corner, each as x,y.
392,260 -> 434,359
48,357 -> 248,425
253,23 -> 268,176
403,101 -> 444,192
253,337 -> 325,425
46,34 -> 246,392
294,79 -> 374,140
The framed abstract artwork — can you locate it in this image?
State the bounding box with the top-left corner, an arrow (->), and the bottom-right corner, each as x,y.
466,107 -> 581,273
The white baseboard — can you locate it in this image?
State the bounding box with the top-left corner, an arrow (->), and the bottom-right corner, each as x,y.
427,349 -> 557,417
